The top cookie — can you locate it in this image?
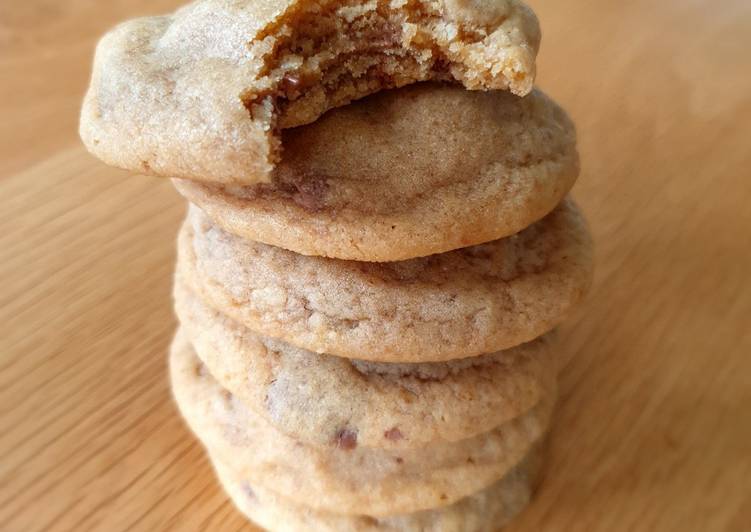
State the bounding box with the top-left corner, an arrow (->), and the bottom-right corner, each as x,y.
80,0 -> 540,184
174,84 -> 578,261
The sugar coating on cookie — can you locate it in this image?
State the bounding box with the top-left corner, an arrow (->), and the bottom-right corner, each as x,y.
175,279 -> 557,449
170,331 -> 553,515
177,199 -> 593,362
80,0 -> 540,184
210,444 -> 544,532
174,83 -> 578,261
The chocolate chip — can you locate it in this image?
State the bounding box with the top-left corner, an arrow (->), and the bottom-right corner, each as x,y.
384,427 -> 404,441
221,389 -> 233,403
281,73 -> 301,89
333,428 -> 358,450
291,175 -> 329,211
194,362 -> 207,377
395,457 -> 404,464
240,481 -> 256,501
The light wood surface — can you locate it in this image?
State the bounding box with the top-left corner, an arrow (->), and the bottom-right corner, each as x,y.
1,1 -> 749,530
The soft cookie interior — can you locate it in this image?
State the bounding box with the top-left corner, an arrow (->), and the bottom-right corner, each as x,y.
246,0 -> 541,129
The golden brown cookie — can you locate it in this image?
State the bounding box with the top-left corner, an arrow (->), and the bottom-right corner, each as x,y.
173,83 -> 579,260
170,330 -> 554,516
210,443 -> 545,531
175,279 -> 557,450
177,199 -> 593,362
80,0 -> 540,184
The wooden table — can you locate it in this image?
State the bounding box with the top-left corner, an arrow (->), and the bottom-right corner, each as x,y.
1,1 -> 749,530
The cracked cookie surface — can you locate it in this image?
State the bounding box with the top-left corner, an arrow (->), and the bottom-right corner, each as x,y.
173,83 -> 578,261
80,0 -> 540,184
177,199 -> 593,362
175,279 -> 556,450
170,331 -> 553,516
210,442 -> 544,531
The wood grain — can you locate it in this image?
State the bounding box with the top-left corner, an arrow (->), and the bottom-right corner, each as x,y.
1,1 -> 749,530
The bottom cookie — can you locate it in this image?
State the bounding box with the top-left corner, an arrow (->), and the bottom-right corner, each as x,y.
170,330 -> 553,516
211,444 -> 545,532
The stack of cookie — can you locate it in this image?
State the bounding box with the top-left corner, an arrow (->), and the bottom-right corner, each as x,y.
81,0 -> 593,529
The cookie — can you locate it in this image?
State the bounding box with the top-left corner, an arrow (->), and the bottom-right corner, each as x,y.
177,199 -> 593,362
80,0 -> 540,184
175,279 -> 557,450
210,443 -> 544,532
170,331 -> 554,515
173,83 -> 579,261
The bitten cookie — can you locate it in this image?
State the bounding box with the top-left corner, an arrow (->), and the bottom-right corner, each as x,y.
80,0 -> 540,184
210,443 -> 545,532
170,331 -> 553,516
173,84 -> 579,261
175,279 -> 557,450
177,199 -> 593,362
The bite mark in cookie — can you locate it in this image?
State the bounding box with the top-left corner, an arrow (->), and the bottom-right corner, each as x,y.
80,0 -> 540,184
